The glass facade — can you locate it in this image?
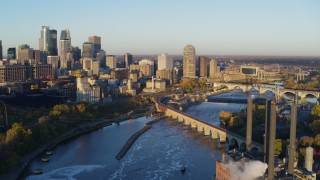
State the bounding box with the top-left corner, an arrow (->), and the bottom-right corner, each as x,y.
7,48 -> 16,60
241,67 -> 257,75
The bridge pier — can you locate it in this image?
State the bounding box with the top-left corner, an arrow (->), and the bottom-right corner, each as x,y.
197,126 -> 204,133
155,101 -> 227,144
191,122 -> 197,129
204,127 -> 211,136
184,119 -> 191,126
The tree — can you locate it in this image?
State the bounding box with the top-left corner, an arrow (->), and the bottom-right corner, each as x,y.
275,139 -> 282,156
314,134 -> 320,147
5,123 -> 32,144
38,116 -> 49,123
311,105 -> 320,118
310,120 -> 320,135
5,123 -> 33,154
299,136 -> 315,147
280,71 -> 289,79
76,104 -> 86,113
49,110 -> 61,117
283,78 -> 296,89
53,104 -> 69,113
229,116 -> 243,127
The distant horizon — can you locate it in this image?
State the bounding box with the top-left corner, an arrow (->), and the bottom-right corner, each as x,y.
1,0 -> 320,57
1,53 -> 320,59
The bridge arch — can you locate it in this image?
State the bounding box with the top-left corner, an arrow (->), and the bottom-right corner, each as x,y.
211,129 -> 219,139
229,138 -> 239,150
251,147 -> 259,152
234,86 -> 243,90
263,90 -> 276,98
249,87 -> 259,93
191,121 -> 197,129
283,91 -> 296,101
305,93 -> 318,98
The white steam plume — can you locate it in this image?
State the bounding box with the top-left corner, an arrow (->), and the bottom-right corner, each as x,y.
223,160 -> 267,180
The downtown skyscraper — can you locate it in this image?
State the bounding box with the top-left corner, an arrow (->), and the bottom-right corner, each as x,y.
59,29 -> 71,69
0,40 -> 2,60
39,26 -> 58,60
209,59 -> 218,78
82,42 -> 95,58
88,36 -> 101,53
124,53 -> 133,69
157,53 -> 173,70
183,45 -> 196,78
199,56 -> 210,78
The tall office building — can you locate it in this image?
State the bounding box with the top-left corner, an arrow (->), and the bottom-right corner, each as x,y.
139,59 -> 154,77
199,56 -> 210,78
7,48 -> 16,60
183,45 -> 196,78
61,29 -> 71,40
32,50 -> 41,64
59,29 -> 72,69
124,53 -> 133,69
39,26 -> 50,52
39,26 -> 58,56
82,42 -> 95,58
72,46 -> 81,61
0,40 -> 2,60
47,56 -> 59,69
209,59 -> 218,78
16,44 -> 33,62
49,29 -> 58,55
96,50 -> 106,67
106,55 -> 117,69
88,36 -> 101,53
157,53 -> 173,70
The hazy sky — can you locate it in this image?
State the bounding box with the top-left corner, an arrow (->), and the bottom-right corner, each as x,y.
1,0 -> 320,56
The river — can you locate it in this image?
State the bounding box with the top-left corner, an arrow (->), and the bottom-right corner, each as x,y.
25,90 -> 253,180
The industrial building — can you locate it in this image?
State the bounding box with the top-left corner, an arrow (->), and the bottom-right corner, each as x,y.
216,99 -> 317,180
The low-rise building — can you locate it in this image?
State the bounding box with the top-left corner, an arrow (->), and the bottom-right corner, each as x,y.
76,77 -> 101,104
0,64 -> 27,83
144,77 -> 166,93
223,73 -> 246,82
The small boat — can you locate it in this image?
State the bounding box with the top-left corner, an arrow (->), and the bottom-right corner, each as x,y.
41,157 -> 49,162
45,151 -> 53,155
33,168 -> 43,174
181,166 -> 187,174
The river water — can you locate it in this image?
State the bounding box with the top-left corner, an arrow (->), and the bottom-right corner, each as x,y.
25,90 -> 249,180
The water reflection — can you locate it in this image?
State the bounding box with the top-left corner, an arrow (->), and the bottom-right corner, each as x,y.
26,90 -> 251,180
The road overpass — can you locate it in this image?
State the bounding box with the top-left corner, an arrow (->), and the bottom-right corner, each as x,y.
213,82 -> 320,104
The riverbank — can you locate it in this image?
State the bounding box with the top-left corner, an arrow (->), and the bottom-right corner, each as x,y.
0,121 -> 111,180
2,113 -> 149,180
19,114 -> 150,179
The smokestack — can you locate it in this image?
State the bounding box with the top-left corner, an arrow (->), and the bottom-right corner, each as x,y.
305,146 -> 314,172
288,104 -> 297,174
246,98 -> 253,151
264,99 -> 272,163
267,101 -> 276,180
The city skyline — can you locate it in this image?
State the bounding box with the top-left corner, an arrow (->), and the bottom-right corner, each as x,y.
0,0 -> 320,57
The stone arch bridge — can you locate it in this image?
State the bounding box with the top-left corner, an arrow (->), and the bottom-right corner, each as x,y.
155,99 -> 263,151
226,131 -> 262,152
